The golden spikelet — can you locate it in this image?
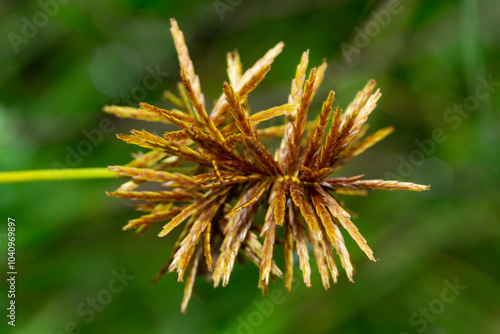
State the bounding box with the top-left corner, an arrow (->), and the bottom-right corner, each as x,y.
106,18 -> 430,313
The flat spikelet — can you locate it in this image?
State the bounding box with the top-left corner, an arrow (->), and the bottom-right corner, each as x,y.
107,18 -> 430,313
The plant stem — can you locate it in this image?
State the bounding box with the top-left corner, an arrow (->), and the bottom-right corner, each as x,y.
0,168 -> 115,183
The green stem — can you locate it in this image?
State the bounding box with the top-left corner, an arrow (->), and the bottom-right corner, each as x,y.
0,168 -> 115,183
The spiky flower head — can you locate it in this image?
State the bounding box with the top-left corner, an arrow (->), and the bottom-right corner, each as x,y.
105,18 -> 429,313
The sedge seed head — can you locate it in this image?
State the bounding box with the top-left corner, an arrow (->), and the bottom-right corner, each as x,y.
106,18 -> 430,313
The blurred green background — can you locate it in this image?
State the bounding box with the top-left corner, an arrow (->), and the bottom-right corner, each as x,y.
1,0 -> 499,333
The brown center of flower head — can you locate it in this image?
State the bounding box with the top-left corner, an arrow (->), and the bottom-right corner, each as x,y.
105,18 -> 429,313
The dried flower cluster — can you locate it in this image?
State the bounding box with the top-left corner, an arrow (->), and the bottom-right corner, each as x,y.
105,19 -> 429,312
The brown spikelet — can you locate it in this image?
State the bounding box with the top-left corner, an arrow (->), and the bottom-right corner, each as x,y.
107,190 -> 200,202
104,105 -> 166,123
222,82 -> 254,137
107,19 -> 430,312
140,102 -> 198,126
124,205 -> 182,231
224,82 -> 282,176
317,105 -> 343,169
170,18 -> 204,107
180,244 -> 202,314
244,231 -> 283,276
180,68 -> 224,142
212,183 -> 266,287
211,42 -> 284,124
226,51 -> 242,86
302,90 -> 335,168
259,207 -> 276,287
292,202 -> 312,287
282,67 -> 317,173
351,179 -> 431,191
169,193 -> 227,281
158,187 -> 230,237
311,59 -> 328,100
289,50 -> 309,104
250,104 -> 298,125
107,165 -> 194,185
163,130 -> 190,143
225,181 -> 270,218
